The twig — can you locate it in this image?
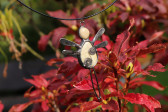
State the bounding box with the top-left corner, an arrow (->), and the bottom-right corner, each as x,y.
112,67 -> 121,112
14,40 -> 45,61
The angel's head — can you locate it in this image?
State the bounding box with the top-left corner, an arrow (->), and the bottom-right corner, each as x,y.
79,26 -> 90,40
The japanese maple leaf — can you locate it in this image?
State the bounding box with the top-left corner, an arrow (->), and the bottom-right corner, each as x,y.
0,101 -> 4,112
147,63 -> 166,72
129,77 -> 165,91
12,73 -> 58,112
24,75 -> 49,88
73,79 -> 93,90
133,60 -> 166,77
47,56 -> 82,77
80,99 -> 119,112
9,99 -> 42,112
124,93 -> 161,112
98,19 -> 135,72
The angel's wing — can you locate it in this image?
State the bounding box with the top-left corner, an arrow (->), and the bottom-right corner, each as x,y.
92,28 -> 105,43
60,38 -> 80,48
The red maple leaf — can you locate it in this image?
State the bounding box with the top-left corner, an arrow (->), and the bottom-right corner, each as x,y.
80,101 -> 101,112
124,93 -> 161,112
0,101 -> 4,112
73,79 -> 93,90
24,75 -> 49,88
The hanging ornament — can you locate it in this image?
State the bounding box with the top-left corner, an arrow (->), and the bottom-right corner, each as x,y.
60,22 -> 108,99
16,0 -> 118,100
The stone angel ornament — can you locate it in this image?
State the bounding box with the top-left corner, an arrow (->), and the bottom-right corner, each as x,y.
60,26 -> 108,100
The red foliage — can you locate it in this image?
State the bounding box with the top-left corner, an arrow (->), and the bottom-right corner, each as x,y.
9,102 -> 34,112
24,75 -> 49,88
147,63 -> 166,72
0,29 -> 14,39
38,4 -> 100,52
10,18 -> 167,111
124,93 -> 161,112
129,79 -> 165,91
10,0 -> 168,111
74,80 -> 93,90
80,101 -> 100,112
0,101 -> 4,112
101,99 -> 119,111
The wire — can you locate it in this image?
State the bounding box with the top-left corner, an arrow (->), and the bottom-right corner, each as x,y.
89,68 -> 101,100
16,0 -> 118,21
93,68 -> 101,100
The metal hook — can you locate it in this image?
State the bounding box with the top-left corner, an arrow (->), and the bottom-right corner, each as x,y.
80,19 -> 85,26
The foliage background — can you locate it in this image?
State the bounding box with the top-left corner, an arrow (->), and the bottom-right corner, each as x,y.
0,0 -> 168,111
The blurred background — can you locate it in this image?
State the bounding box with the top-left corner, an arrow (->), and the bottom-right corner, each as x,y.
0,0 -> 168,111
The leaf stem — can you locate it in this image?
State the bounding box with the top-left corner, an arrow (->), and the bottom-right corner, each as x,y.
0,47 -> 8,77
112,67 -> 121,112
123,76 -> 131,111
14,40 -> 45,61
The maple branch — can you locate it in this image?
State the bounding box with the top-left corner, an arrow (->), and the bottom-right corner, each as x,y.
51,100 -> 60,112
123,76 -> 131,111
112,67 -> 121,112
